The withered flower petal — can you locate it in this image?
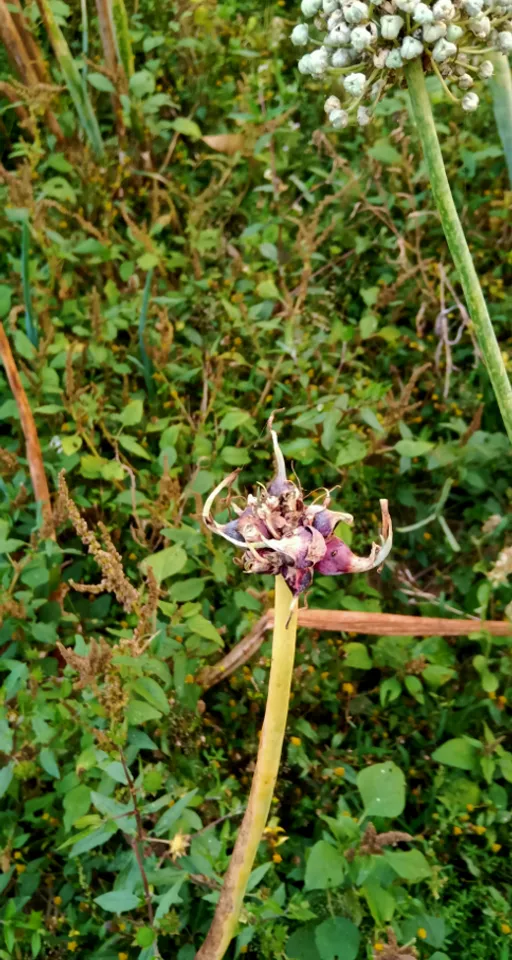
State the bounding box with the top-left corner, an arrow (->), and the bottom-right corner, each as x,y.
203,431 -> 392,596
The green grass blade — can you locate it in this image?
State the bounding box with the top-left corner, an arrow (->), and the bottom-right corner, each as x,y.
21,220 -> 38,348
110,0 -> 133,78
37,0 -> 104,157
490,52 -> 512,188
138,270 -> 154,399
80,0 -> 89,99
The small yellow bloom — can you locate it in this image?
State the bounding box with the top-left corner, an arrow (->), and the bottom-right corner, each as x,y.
417,928 -> 427,940
118,923 -> 126,932
492,843 -> 502,853
460,813 -> 470,821
342,682 -> 355,695
489,691 -> 497,700
466,804 -> 474,812
54,896 -> 62,905
453,826 -> 463,836
273,852 -> 283,863
185,674 -> 195,684
423,531 -> 432,540
290,737 -> 301,747
67,943 -> 78,952
240,948 -> 248,955
128,553 -> 137,560
15,864 -> 26,873
69,930 -> 80,937
118,953 -> 129,960
501,924 -> 511,935
333,767 -> 345,777
474,825 -> 486,835
13,852 -> 22,860
374,945 -> 384,953
42,812 -> 50,820
321,671 -> 329,680
498,695 -> 507,707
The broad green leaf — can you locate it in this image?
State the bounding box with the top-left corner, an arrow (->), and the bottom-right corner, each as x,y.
286,927 -> 321,960
88,72 -> 116,93
304,841 -> 345,891
380,677 -> 402,706
394,439 -> 434,458
141,544 -> 187,582
221,446 -> 250,466
0,285 -> 12,317
126,700 -> 162,725
170,117 -> 202,139
384,849 -> 431,881
246,862 -> 272,892
39,747 -> 60,779
362,881 -> 396,925
171,579 -> 205,602
118,434 -> 152,459
94,890 -> 140,913
186,614 -> 223,646
432,738 -> 479,771
336,436 -> 368,467
219,410 -> 253,431
357,761 -> 405,817
0,761 -> 14,799
314,917 -> 360,960
368,140 -> 401,164
70,825 -> 117,857
422,664 -> 457,689
154,789 -> 198,836
120,399 -> 143,427
154,878 -> 186,920
344,642 -> 372,669
132,677 -> 170,715
499,750 -> 512,783
256,278 -> 280,300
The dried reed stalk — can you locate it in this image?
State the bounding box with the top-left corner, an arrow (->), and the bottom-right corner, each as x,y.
198,608 -> 512,691
0,324 -> 54,538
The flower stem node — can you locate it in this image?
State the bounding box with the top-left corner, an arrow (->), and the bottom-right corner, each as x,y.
203,430 -> 392,597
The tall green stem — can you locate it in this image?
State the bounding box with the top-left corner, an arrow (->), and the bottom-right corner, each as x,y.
489,52 -> 512,187
195,576 -> 298,960
404,58 -> 512,443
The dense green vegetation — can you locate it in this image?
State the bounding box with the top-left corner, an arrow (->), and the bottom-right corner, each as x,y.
1,1 -> 512,958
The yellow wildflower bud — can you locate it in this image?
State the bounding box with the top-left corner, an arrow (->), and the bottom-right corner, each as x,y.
417,928 -> 427,939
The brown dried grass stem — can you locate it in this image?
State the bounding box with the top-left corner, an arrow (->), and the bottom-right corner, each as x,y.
197,608 -> 511,692
0,324 -> 54,538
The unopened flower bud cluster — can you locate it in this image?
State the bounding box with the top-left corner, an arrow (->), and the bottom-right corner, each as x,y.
291,0 -> 511,125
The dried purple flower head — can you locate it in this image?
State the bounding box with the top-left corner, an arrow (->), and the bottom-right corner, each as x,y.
203,431 -> 392,596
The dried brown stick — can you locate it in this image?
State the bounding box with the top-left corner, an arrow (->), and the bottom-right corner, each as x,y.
95,0 -> 126,136
197,608 -> 511,691
0,324 -> 54,538
0,0 -> 64,141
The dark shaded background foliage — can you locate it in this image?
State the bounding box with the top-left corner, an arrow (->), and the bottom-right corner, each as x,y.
1,0 -> 512,958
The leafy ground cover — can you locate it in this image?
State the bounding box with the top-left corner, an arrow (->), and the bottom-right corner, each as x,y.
1,1 -> 512,958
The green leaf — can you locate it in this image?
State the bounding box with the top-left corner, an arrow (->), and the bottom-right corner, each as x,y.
60,434 -> 82,456
94,890 -> 140,913
70,825 -> 117,857
132,677 -> 170,715
344,642 -> 372,669
286,927 -> 321,960
304,841 -> 345,891
499,750 -> 512,783
118,434 -> 152,459
0,285 -> 12,317
219,410 -> 253,430
39,748 -> 60,779
368,140 -> 401,164
422,664 -> 457,689
120,399 -> 144,426
256,279 -> 280,300
126,700 -> 162,725
357,761 -> 405,817
171,579 -> 205,602
154,878 -> 186,920
384,849 -> 431,881
42,176 -> 77,205
88,72 -> 116,93
221,446 -> 250,466
362,881 -> 396,925
336,436 -> 368,467
314,917 -> 360,960
170,117 -> 202,139
432,738 -> 479,771
154,789 -> 198,836
380,676 -> 402,706
141,544 -> 187,582
0,762 -> 14,799
246,861 -> 272,892
186,614 -> 223,646
394,439 -> 434,458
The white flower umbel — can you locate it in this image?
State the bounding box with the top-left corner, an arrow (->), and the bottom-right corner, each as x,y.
292,0 -> 512,124
330,107 -> 350,126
